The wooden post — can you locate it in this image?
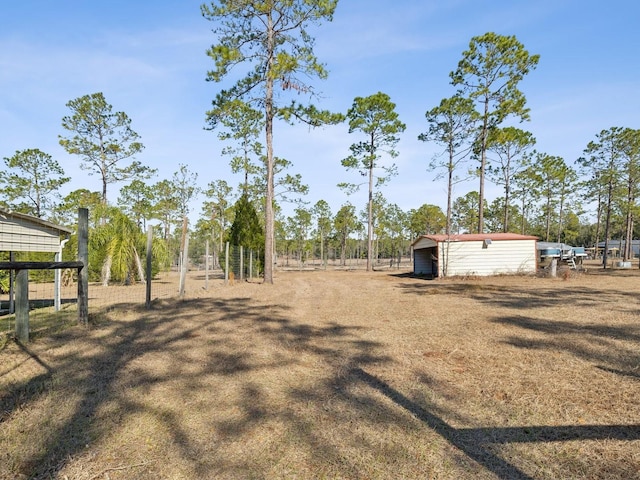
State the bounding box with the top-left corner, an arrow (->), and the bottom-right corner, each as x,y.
8,251 -> 15,314
240,246 -> 244,281
550,258 -> 558,278
54,249 -> 61,311
179,233 -> 189,298
77,208 -> 89,325
146,225 -> 152,309
15,268 -> 29,343
54,239 -> 69,311
249,250 -> 253,280
205,240 -> 209,291
224,242 -> 229,286
178,255 -> 184,296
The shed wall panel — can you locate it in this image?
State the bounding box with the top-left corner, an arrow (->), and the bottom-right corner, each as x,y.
437,240 -> 536,276
0,218 -> 62,253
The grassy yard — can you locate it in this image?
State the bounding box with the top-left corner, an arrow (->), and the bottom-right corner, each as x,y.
0,268 -> 638,479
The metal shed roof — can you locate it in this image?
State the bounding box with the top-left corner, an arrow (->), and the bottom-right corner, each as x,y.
0,208 -> 73,234
412,232 -> 538,247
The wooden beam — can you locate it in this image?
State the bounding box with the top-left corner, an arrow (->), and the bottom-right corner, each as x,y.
146,225 -> 152,309
15,269 -> 29,343
77,208 -> 89,325
0,261 -> 83,270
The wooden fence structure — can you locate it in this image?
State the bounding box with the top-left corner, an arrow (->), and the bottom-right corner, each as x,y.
0,208 -> 89,342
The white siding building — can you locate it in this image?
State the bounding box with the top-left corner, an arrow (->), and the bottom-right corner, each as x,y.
412,233 -> 538,277
0,208 -> 72,253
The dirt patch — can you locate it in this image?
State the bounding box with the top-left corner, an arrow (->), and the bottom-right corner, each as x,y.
1,268 -> 639,479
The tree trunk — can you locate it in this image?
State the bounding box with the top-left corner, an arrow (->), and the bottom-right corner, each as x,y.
366,145 -> 374,271
545,181 -> 552,242
134,247 -> 145,282
446,146 -> 454,236
101,254 -> 112,286
594,189 -> 602,261
503,172 -> 510,233
624,215 -> 633,261
557,190 -> 565,243
180,215 -> 188,257
263,11 -> 275,284
602,180 -> 614,269
478,97 -> 489,233
521,194 -> 526,235
624,178 -> 634,260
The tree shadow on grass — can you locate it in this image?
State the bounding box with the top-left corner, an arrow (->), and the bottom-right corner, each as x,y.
493,315 -> 640,343
595,365 -> 640,380
351,367 -> 640,480
493,315 -> 640,376
0,295 -> 385,478
396,279 -> 640,312
0,297 -> 273,477
4,290 -> 638,479
0,341 -> 54,425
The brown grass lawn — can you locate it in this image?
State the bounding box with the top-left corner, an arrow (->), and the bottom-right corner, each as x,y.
1,266 -> 639,479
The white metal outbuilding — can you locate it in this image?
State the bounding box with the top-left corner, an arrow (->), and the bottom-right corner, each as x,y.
412,233 -> 538,277
0,208 -> 72,253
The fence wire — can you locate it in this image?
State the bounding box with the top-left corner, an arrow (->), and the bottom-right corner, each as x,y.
1,237 -> 411,343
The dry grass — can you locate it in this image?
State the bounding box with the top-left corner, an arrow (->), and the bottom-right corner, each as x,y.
1,265 -> 639,479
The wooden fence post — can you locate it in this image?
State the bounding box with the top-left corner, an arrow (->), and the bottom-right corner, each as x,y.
9,252 -> 15,314
224,242 -> 229,286
146,225 -> 152,309
15,268 -> 29,343
205,240 -> 209,291
54,250 -> 61,312
54,238 -> 71,311
77,208 -> 89,325
179,233 -> 189,298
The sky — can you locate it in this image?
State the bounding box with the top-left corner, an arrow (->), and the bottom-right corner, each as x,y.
1,0 -> 639,225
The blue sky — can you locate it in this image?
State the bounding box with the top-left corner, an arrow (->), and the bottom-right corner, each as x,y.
1,1 -> 639,224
